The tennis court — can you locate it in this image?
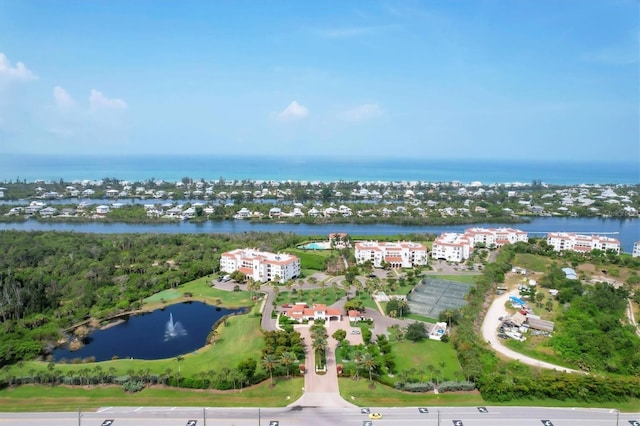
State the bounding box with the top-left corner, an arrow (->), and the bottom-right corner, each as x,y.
407,277 -> 472,319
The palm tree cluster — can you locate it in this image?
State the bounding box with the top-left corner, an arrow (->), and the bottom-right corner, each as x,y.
310,321 -> 328,369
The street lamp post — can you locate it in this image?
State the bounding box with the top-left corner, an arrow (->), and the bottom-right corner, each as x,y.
78,407 -> 81,426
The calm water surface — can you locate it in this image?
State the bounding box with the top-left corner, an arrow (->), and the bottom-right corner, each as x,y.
53,302 -> 244,362
1,217 -> 637,252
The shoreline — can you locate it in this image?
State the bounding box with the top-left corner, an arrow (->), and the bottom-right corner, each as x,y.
1,154 -> 638,185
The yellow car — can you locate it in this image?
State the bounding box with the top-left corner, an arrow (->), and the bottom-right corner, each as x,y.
368,412 -> 383,419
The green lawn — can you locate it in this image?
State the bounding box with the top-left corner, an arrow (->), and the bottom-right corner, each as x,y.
284,248 -> 334,270
0,378 -> 304,411
275,288 -> 347,306
351,292 -> 379,311
390,338 -> 463,383
144,276 -> 253,308
427,274 -> 478,284
405,313 -> 437,323
512,253 -> 552,273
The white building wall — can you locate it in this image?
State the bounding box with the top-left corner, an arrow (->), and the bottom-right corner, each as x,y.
220,248 -> 300,283
546,232 -> 621,254
355,241 -> 427,268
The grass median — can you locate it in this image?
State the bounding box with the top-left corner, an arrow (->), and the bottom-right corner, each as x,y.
0,378 -> 304,412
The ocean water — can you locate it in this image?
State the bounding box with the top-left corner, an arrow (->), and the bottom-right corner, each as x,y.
0,154 -> 638,184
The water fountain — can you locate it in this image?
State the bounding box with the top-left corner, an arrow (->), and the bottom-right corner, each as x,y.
164,312 -> 187,341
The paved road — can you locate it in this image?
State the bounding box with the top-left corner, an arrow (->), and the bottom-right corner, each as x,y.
1,406 -> 637,426
292,320 -> 356,408
481,290 -> 580,373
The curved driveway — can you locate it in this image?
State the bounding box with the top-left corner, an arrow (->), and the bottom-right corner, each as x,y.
481,290 -> 580,373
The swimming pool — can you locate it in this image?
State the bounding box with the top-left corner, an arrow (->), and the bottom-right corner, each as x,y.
299,242 -> 328,250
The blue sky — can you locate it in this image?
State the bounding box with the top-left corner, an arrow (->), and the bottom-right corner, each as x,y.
0,0 -> 638,161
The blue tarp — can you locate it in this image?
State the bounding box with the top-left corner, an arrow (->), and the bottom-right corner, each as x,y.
509,296 -> 526,306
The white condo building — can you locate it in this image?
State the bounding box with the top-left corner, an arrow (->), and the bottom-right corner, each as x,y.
431,233 -> 473,263
633,241 -> 640,258
464,227 -> 529,247
355,241 -> 428,268
432,227 -> 529,262
220,248 -> 300,283
546,232 -> 621,254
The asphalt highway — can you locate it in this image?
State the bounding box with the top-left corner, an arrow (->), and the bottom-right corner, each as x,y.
0,406 -> 638,426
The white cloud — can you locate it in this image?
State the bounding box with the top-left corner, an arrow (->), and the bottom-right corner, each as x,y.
276,101 -> 309,121
0,52 -> 37,81
89,89 -> 127,110
53,86 -> 75,108
339,103 -> 383,122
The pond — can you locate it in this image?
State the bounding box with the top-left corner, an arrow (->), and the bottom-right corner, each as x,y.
53,302 -> 245,362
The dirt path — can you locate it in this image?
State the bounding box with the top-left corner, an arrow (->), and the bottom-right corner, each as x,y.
481,290 -> 580,374
627,298 -> 640,336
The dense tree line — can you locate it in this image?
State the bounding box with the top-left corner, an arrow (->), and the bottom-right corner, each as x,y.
0,230 -> 305,366
450,242 -> 640,402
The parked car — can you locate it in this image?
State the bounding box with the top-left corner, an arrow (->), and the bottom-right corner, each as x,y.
350,329 -> 361,335
497,333 -> 509,339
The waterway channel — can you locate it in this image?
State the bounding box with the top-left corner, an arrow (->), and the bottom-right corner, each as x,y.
1,217 -> 637,252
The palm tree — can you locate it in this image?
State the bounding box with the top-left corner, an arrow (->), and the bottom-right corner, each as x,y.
262,354 -> 279,385
433,368 -> 441,386
426,364 -> 435,383
219,367 -> 231,386
280,352 -> 296,378
176,355 -> 184,386
234,369 -> 247,390
397,299 -> 409,318
352,349 -> 364,380
199,370 -> 208,387
93,365 -> 104,385
54,369 -> 63,386
418,369 -> 426,383
206,369 -> 216,388
438,361 -> 446,382
359,352 -> 377,383
311,337 -> 327,367
163,368 -> 172,385
108,367 -> 117,383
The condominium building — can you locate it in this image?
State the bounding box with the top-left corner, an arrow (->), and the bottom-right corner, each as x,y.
431,233 -> 474,262
465,227 -> 529,247
220,248 -> 300,283
354,241 -> 428,268
432,227 -> 529,262
546,232 -> 621,254
633,241 -> 640,258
